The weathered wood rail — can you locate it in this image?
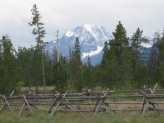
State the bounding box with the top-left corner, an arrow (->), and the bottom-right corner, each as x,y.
1,89 -> 164,116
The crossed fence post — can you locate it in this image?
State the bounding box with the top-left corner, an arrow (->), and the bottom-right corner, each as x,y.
140,87 -> 159,115
19,95 -> 33,116
0,95 -> 12,112
48,92 -> 67,116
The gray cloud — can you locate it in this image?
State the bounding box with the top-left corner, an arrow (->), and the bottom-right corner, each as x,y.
0,0 -> 164,47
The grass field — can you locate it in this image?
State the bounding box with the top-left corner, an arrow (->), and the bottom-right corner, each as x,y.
0,112 -> 164,123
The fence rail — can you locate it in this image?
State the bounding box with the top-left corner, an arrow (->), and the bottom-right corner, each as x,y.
0,89 -> 164,116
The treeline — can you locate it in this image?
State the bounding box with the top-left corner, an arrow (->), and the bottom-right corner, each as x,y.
0,4 -> 164,94
1,22 -> 164,93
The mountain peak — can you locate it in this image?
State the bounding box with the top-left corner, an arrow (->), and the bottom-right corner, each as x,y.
46,25 -> 110,65
83,24 -> 96,31
65,24 -> 109,43
65,31 -> 74,37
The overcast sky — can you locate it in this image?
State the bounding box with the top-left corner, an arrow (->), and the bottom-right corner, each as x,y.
0,0 -> 164,47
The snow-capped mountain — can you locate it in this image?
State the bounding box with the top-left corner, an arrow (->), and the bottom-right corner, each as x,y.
45,24 -> 110,65
45,24 -> 154,65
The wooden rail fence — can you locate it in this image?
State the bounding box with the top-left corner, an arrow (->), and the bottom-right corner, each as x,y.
0,89 -> 164,116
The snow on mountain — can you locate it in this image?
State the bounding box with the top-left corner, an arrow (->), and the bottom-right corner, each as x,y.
44,24 -> 154,65
81,46 -> 103,59
141,42 -> 153,48
57,24 -> 110,64
65,31 -> 74,37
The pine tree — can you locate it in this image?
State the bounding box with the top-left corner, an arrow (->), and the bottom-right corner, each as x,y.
73,37 -> 81,64
102,41 -> 110,65
131,28 -> 143,83
107,21 -> 133,87
0,37 -> 4,91
131,28 -> 143,51
109,21 -> 129,66
87,57 -> 92,68
17,47 -> 39,87
17,47 -> 31,86
52,57 -> 67,91
0,36 -> 17,94
158,32 -> 164,86
29,4 -> 46,87
148,33 -> 160,84
69,37 -> 82,90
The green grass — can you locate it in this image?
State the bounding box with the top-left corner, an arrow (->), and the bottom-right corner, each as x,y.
0,112 -> 164,123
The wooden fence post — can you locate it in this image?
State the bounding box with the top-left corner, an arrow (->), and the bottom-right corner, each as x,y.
0,95 -> 12,112
49,92 -> 67,116
19,95 -> 33,116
